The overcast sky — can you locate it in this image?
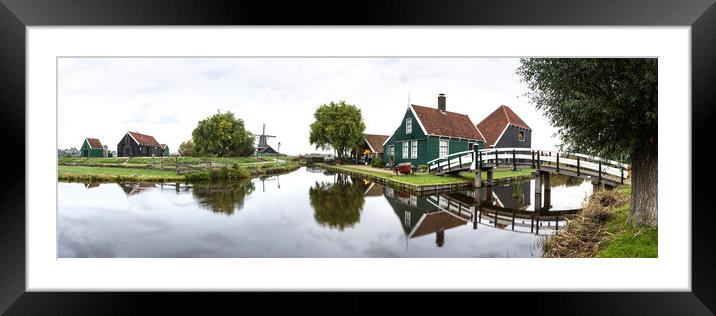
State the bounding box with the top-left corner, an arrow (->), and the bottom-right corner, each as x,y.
58,58 -> 561,155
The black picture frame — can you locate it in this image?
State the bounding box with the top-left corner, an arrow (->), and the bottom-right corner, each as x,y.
1,0 -> 714,314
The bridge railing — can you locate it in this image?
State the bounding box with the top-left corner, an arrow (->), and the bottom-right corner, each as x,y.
427,147 -> 630,184
426,150 -> 474,174
475,148 -> 629,182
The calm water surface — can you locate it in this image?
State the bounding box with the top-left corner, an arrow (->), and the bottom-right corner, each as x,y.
58,167 -> 593,258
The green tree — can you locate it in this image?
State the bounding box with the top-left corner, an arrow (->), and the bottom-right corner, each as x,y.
309,174 -> 366,230
192,111 -> 255,157
178,140 -> 196,157
309,101 -> 366,159
517,58 -> 657,227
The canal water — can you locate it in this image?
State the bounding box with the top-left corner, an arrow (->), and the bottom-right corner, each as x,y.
58,167 -> 593,258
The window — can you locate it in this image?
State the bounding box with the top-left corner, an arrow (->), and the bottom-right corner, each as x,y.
411,140 -> 418,159
439,139 -> 449,157
402,141 -> 409,159
518,131 -> 525,141
406,118 -> 412,134
389,145 -> 395,159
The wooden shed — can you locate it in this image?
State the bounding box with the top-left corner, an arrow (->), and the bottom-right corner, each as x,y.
117,131 -> 164,157
80,138 -> 106,157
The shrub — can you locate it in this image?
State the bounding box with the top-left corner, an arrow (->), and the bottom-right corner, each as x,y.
371,158 -> 385,168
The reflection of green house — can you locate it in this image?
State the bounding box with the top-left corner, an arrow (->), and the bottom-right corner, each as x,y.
80,138 -> 106,157
383,187 -> 467,239
382,94 -> 486,166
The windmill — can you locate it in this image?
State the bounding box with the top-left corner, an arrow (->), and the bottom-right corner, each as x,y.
254,123 -> 278,156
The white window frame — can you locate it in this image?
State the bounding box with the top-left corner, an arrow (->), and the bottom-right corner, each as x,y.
518,130 -> 526,142
402,141 -> 409,159
406,118 -> 412,134
388,145 -> 395,158
439,139 -> 449,157
411,140 -> 418,159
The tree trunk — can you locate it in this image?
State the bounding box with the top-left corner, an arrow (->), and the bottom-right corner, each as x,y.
629,142 -> 658,227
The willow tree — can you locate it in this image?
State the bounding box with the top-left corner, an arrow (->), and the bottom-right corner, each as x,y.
517,58 -> 657,227
308,101 -> 366,159
192,111 -> 255,157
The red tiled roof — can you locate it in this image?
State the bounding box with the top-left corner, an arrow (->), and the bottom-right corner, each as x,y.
128,131 -> 161,147
476,105 -> 531,147
364,134 -> 389,153
411,104 -> 484,141
410,211 -> 467,239
86,138 -> 103,149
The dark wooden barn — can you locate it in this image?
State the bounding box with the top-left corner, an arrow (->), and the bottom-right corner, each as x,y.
476,105 -> 532,149
117,131 -> 164,157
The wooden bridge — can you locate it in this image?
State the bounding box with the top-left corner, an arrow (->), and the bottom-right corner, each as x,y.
426,148 -> 629,187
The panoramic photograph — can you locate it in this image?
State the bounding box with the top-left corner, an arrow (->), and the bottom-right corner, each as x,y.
57,57 -> 657,258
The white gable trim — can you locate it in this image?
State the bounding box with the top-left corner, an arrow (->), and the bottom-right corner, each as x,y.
408,105 -> 429,136
364,136 -> 375,153
126,131 -> 140,145
493,124 -> 511,147
475,125 -> 486,142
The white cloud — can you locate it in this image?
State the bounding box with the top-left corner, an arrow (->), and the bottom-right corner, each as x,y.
58,58 -> 561,154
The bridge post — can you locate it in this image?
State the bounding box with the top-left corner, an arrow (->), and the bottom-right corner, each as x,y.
620,167 -> 624,184
534,173 -> 542,211
577,156 -> 580,176
537,151 -> 541,169
543,172 -> 551,192
598,161 -> 602,182
531,150 -> 535,168
474,168 -> 482,188
512,149 -> 516,171
459,155 -> 462,169
486,168 -> 493,186
556,153 -> 560,172
495,150 -> 499,167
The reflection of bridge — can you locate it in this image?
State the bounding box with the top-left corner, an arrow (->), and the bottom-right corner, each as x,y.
427,148 -> 629,187
383,179 -> 578,240
427,187 -> 580,236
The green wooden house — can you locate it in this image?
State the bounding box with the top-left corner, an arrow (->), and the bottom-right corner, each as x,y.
382,94 -> 486,166
79,138 -> 106,157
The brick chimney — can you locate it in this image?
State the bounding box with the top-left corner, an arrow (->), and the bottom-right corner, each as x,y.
438,93 -> 446,111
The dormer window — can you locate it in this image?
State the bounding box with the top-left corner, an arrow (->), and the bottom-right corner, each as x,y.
406,118 -> 412,134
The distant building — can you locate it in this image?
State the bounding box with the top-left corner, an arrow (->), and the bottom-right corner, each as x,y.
117,131 -> 164,157
80,138 -> 106,157
476,105 -> 532,149
360,134 -> 389,161
161,144 -> 170,156
58,147 -> 80,157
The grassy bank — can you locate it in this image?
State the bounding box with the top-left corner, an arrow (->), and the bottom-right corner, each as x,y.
59,156 -> 274,166
58,161 -> 301,182
58,165 -> 185,182
318,163 -> 535,187
184,162 -> 301,182
543,185 -> 657,258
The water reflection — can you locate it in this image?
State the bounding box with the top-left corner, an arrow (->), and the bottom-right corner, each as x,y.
61,168 -> 592,257
382,176 -> 587,248
309,174 -> 366,231
191,179 -> 256,215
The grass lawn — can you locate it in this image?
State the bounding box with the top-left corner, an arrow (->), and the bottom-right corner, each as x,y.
58,165 -> 184,182
320,164 -> 469,186
597,186 -> 658,258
